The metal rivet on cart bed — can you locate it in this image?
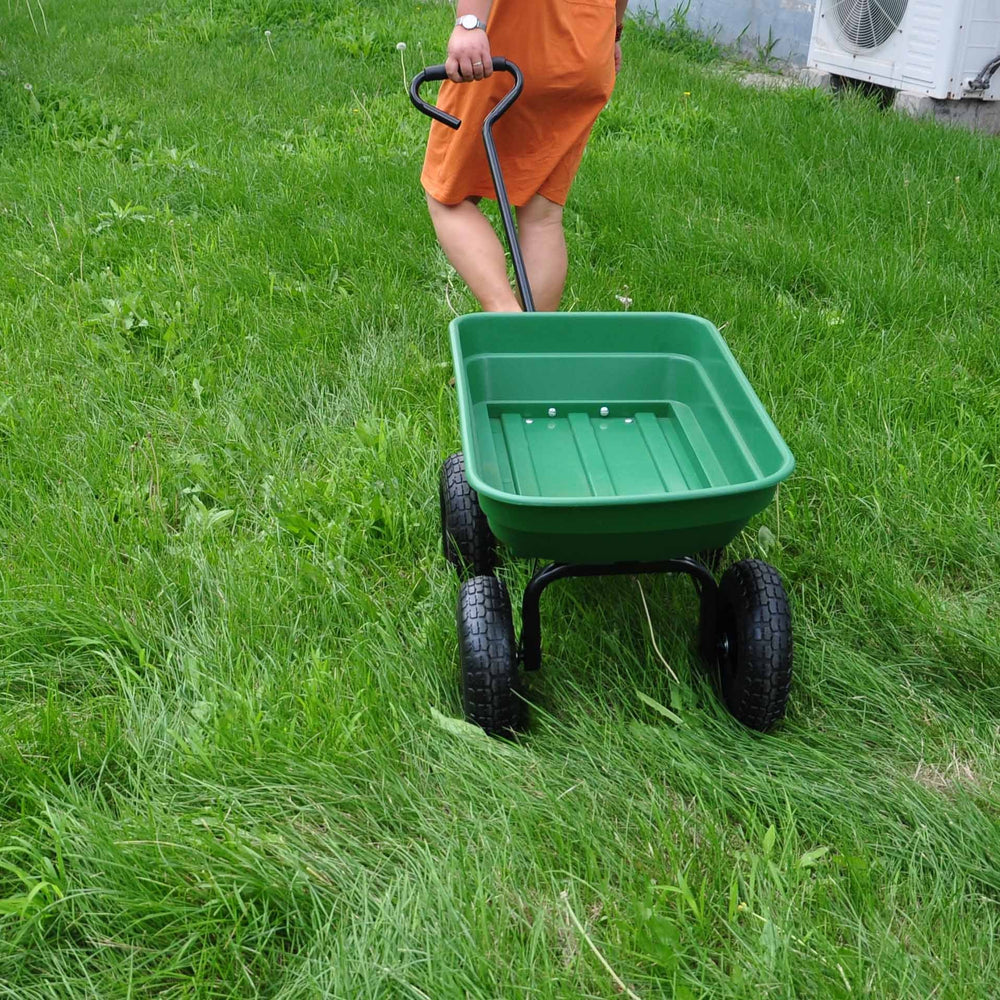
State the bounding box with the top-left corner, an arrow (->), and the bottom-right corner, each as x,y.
599,406 -> 609,417
625,418 -> 633,424
525,418 -> 533,424
548,407 -> 557,417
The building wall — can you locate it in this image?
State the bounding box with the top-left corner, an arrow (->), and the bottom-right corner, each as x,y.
634,0 -> 817,65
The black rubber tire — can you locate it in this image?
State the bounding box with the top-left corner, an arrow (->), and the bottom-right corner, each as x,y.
458,575 -> 524,736
440,452 -> 495,578
715,559 -> 792,732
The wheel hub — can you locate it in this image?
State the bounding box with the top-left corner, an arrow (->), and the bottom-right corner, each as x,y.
716,634 -> 731,660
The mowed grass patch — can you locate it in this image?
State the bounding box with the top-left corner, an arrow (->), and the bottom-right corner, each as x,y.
0,2 -> 998,996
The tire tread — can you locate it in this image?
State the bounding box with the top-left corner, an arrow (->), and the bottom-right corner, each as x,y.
458,575 -> 523,736
717,559 -> 792,731
440,452 -> 495,577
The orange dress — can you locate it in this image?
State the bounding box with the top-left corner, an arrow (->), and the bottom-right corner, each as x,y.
421,0 -> 617,207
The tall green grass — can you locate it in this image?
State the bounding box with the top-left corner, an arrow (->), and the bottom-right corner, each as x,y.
0,1 -> 997,996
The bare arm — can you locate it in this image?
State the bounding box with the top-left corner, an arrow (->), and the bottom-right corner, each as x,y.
447,1 -> 494,83
615,0 -> 627,73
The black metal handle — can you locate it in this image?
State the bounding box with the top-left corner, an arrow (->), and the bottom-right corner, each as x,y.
408,57 -> 520,129
409,59 -> 535,312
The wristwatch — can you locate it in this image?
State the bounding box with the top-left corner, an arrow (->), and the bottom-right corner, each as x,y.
455,13 -> 487,30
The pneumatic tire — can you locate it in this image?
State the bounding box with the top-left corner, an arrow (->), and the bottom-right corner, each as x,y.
457,575 -> 523,736
440,452 -> 496,578
715,559 -> 792,732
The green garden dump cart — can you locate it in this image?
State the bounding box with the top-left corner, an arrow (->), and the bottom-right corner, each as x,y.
412,60 -> 795,735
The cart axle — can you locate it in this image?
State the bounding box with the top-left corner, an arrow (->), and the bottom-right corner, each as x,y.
518,558 -> 718,672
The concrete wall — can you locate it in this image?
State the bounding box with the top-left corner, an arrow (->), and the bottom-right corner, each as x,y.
634,0 -> 817,65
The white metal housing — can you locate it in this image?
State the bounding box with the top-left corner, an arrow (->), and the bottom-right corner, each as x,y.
808,0 -> 1000,100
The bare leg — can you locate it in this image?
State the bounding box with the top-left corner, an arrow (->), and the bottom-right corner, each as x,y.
426,194 -> 520,312
516,194 -> 566,312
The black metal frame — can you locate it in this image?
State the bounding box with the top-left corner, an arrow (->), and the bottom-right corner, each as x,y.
518,558 -> 719,672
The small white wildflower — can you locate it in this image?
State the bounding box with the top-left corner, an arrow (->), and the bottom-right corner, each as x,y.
24,82 -> 32,91
616,294 -> 633,308
265,29 -> 271,37
397,41 -> 409,89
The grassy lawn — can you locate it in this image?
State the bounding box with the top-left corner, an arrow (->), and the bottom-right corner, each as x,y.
1,1 -> 998,995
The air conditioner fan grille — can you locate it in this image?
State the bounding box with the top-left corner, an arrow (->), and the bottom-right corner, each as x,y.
831,0 -> 908,49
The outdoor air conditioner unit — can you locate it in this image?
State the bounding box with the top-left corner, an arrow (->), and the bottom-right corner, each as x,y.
808,0 -> 1000,101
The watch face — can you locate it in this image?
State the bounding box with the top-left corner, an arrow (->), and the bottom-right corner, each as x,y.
458,14 -> 478,28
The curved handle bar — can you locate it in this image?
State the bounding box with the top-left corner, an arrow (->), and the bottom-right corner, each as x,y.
408,58 -> 523,130
407,58 -> 534,311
